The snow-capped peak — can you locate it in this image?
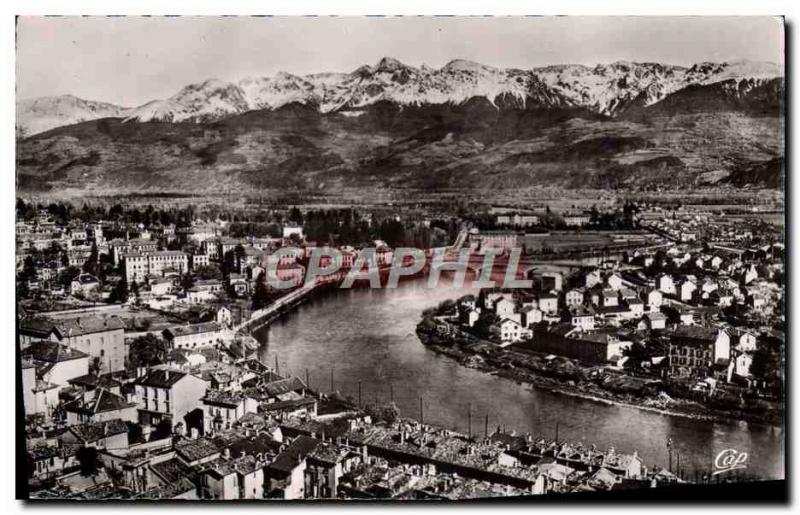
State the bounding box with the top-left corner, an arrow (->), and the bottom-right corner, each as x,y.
124,78 -> 250,123
20,58 -> 785,133
687,59 -> 783,85
373,57 -> 413,73
442,59 -> 497,73
238,72 -> 319,110
16,94 -> 130,136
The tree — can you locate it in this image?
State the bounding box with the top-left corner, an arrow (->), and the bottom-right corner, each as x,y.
436,299 -> 457,316
288,206 -> 303,225
16,198 -> 37,220
16,280 -> 29,299
622,340 -> 667,370
378,219 -> 406,247
76,446 -> 99,476
750,337 -> 783,393
473,311 -> 499,339
57,266 -> 82,290
107,278 -> 129,304
40,242 -> 64,264
19,256 -> 37,283
16,197 -> 27,218
234,244 -> 246,272
83,242 -> 99,276
365,402 -> 400,424
127,422 -> 143,445
194,264 -> 222,281
477,289 -> 487,309
589,205 -> 600,225
221,250 -> 236,276
151,419 -> 173,440
251,271 -> 271,310
181,273 -> 194,292
128,334 -> 169,369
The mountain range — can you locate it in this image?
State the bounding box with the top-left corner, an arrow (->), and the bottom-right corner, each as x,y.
16,57 -> 785,195
17,58 -> 783,136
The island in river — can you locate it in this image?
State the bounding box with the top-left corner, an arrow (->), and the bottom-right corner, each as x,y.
252,277 -> 784,481
415,296 -> 783,428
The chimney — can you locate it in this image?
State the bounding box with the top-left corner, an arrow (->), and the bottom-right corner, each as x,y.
223,448 -> 231,459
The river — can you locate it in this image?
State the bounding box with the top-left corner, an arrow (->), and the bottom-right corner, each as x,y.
253,278 -> 784,480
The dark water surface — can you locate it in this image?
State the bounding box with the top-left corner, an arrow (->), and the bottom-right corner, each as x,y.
254,279 -> 784,480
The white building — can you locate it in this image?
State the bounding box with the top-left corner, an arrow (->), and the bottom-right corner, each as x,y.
123,251 -> 189,282
134,368 -> 208,428
163,322 -> 227,350
496,318 -> 531,345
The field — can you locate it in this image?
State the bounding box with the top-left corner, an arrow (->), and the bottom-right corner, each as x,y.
521,230 -> 656,253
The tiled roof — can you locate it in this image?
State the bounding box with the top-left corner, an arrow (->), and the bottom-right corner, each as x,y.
18,318 -> 62,338
136,368 -> 188,388
163,322 -> 222,338
68,418 -> 128,443
22,315 -> 125,337
22,340 -> 89,363
176,437 -> 221,462
202,389 -> 248,407
220,434 -> 281,457
262,377 -> 306,397
150,457 -> 196,485
268,436 -> 320,476
308,442 -> 353,466
67,373 -> 122,390
28,444 -> 78,461
668,325 -> 720,344
60,316 -> 125,335
64,388 -> 135,415
260,397 -> 316,412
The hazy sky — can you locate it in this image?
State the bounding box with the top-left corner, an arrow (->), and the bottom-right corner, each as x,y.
16,16 -> 785,107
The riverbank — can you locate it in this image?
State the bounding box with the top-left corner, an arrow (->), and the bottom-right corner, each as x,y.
236,264 -> 433,336
237,278 -> 781,429
236,282 -> 336,333
416,328 -> 783,428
